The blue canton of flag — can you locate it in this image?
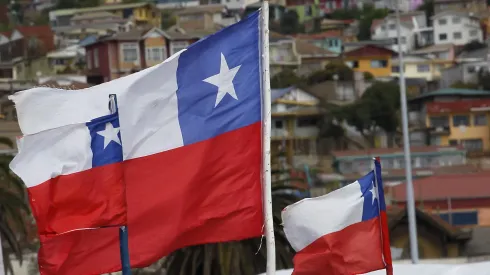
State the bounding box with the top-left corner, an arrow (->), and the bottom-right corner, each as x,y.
359,170 -> 386,221
86,112 -> 123,167
175,11 -> 261,146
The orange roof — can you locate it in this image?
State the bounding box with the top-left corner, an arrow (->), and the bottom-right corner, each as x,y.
427,99 -> 490,114
16,25 -> 55,52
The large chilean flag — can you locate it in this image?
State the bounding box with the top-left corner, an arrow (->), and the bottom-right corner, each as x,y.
10,11 -> 264,275
282,159 -> 393,275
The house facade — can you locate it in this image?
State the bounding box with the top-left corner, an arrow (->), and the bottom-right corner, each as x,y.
432,11 -> 483,46
49,2 -> 162,28
271,87 -> 323,167
174,4 -> 239,28
391,55 -> 449,82
84,27 -> 199,84
408,88 -> 490,148
293,31 -> 343,54
47,45 -> 85,75
434,0 -> 487,14
371,11 -> 427,53
344,44 -> 396,78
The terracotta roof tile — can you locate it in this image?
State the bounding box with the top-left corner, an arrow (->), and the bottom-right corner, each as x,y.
16,25 -> 55,52
427,99 -> 490,114
41,80 -> 92,90
391,172 -> 490,201
332,145 -> 465,158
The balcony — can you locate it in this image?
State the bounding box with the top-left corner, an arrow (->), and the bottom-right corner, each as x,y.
428,126 -> 450,135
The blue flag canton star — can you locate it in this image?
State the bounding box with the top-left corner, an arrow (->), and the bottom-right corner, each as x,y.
358,172 -> 380,221
175,11 -> 261,146
86,113 -> 123,168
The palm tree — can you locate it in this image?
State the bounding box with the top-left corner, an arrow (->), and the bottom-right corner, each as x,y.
151,152 -> 304,275
0,137 -> 30,274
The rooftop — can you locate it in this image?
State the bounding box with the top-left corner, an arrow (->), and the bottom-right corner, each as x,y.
175,4 -> 225,15
412,43 -> 454,54
426,99 -> 490,114
295,39 -> 336,57
51,2 -> 154,16
391,172 -> 490,201
410,88 -> 490,102
332,145 -> 465,158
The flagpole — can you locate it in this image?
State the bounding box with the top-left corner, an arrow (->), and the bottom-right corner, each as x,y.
394,0 -> 419,263
260,1 -> 276,274
0,231 -> 5,275
108,94 -> 132,275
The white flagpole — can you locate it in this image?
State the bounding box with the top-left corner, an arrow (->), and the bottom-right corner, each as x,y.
260,0 -> 276,274
394,0 -> 419,263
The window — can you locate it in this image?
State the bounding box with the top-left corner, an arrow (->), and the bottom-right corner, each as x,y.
429,115 -> 449,127
452,17 -> 461,24
392,65 -> 400,72
449,139 -> 458,146
453,32 -> 462,39
474,113 -> 487,126
370,60 -> 387,68
438,18 -> 447,25
389,24 -> 396,30
470,29 -> 478,37
86,51 -> 92,69
146,46 -> 166,62
170,41 -> 189,55
274,120 -> 283,129
346,60 -> 359,68
467,66 -> 476,73
453,115 -> 470,126
121,43 -> 139,63
400,36 -> 407,44
304,5 -> 312,16
439,33 -> 447,40
94,48 -> 99,68
461,139 -> 483,151
417,64 -> 430,72
381,25 -> 386,31
297,117 -> 318,127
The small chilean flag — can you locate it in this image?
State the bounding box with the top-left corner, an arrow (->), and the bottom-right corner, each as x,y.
282,159 -> 393,275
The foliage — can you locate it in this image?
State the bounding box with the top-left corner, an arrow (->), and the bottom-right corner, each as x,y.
306,62 -> 354,85
271,69 -> 304,89
463,41 -> 487,52
0,138 -> 30,275
417,0 -> 434,27
56,0 -> 101,9
363,71 -> 374,81
450,81 -> 479,90
159,151 -> 303,275
329,4 -> 389,40
279,10 -> 301,34
161,10 -> 177,30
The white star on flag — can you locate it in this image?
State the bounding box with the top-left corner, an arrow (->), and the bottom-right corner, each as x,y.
203,53 -> 242,107
97,122 -> 121,149
369,183 -> 377,205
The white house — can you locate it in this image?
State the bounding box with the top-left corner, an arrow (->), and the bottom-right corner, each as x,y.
371,11 -> 427,53
432,11 -> 483,46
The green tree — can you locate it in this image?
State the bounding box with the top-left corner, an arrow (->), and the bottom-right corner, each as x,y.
159,152 -> 303,275
161,10 -> 177,30
279,10 -> 300,34
417,0 -> 434,27
0,137 -> 30,275
271,69 -> 304,89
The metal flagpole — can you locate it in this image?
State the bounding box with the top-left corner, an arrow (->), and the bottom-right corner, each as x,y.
108,94 -> 131,275
394,0 -> 419,263
260,1 -> 276,274
0,231 -> 5,275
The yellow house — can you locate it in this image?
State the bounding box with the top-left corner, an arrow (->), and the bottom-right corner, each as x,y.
344,45 -> 396,78
391,55 -> 452,81
425,98 -> 490,151
52,2 -> 161,28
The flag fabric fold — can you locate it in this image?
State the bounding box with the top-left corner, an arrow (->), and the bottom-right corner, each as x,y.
10,11 -> 264,275
282,159 -> 392,275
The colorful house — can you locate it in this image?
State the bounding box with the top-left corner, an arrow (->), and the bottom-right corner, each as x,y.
293,30 -> 343,54
391,54 -> 451,82
409,88 -> 490,149
84,26 -> 200,84
343,44 -> 396,78
285,0 -> 320,23
49,2 -> 161,28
